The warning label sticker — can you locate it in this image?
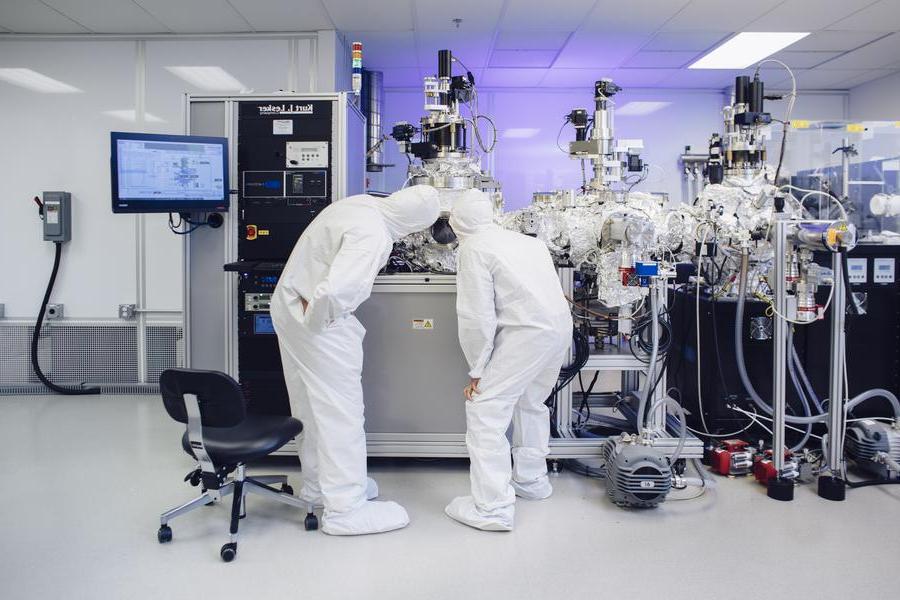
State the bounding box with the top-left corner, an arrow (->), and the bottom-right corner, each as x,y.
412,319 -> 434,331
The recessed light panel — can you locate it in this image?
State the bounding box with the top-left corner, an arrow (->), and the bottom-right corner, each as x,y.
689,32 -> 810,69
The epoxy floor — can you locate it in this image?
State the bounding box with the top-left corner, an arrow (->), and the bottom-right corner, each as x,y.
1,394 -> 898,600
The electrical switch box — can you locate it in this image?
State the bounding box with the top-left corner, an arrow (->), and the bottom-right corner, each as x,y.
42,191 -> 72,242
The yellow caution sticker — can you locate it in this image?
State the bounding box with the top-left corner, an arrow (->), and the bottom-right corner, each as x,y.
847,123 -> 866,133
412,318 -> 435,331
790,119 -> 811,129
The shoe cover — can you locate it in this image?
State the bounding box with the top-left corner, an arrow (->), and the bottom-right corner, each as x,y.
444,496 -> 513,531
511,477 -> 553,500
302,477 -> 379,509
321,500 -> 409,536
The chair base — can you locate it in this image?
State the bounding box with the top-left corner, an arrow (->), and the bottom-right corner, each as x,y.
158,464 -> 316,562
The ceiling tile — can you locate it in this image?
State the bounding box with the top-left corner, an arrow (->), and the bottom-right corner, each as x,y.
770,51 -> 843,69
652,68 -> 743,89
816,33 -> 900,69
490,49 -> 557,68
480,67 -> 549,87
791,68 -> 873,89
843,69 -> 899,88
43,0 -> 169,33
381,67 -> 424,87
413,0 -> 503,32
320,0 -> 413,31
788,30 -> 888,51
495,30 -> 571,50
0,0 -> 90,33
417,30 -> 494,70
228,0 -> 334,31
583,0 -> 692,33
553,31 -> 651,69
828,0 -> 900,32
660,0 -> 782,32
500,0 -> 596,31
540,68 -> 605,88
642,31 -> 730,51
747,0 -> 880,31
349,31 -> 418,68
135,0 -> 251,33
610,68 -> 680,87
621,51 -> 698,69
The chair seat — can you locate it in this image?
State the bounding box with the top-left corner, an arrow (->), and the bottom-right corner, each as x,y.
181,415 -> 302,465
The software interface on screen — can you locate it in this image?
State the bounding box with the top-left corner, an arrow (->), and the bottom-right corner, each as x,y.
116,138 -> 225,201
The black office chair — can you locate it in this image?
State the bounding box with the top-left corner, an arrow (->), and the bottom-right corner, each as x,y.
157,368 -> 317,562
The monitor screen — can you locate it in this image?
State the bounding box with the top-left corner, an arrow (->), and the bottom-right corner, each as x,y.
253,314 -> 276,335
110,131 -> 229,213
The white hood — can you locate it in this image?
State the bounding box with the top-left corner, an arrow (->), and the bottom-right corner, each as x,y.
374,185 -> 441,241
449,188 -> 496,240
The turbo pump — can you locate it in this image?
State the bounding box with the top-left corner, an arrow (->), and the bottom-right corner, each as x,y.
566,79 -> 644,190
390,49 -> 497,190
707,74 -> 774,184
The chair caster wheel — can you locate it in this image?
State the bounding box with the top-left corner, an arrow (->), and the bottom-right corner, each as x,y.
220,542 -> 237,562
304,513 -> 319,531
157,525 -> 172,544
281,483 -> 294,495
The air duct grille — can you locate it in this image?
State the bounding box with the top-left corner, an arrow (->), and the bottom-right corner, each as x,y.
0,321 -> 182,394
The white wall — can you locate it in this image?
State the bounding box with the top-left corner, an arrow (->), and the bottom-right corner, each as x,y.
0,33 -> 348,321
380,86 -> 849,210
850,72 -> 900,121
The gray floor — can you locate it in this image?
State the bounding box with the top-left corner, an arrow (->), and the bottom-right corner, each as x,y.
1,394 -> 898,600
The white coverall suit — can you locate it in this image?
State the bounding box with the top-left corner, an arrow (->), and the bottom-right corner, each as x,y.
445,189 -> 573,531
270,185 -> 440,535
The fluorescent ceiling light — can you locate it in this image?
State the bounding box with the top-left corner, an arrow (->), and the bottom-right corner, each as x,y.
165,66 -> 248,92
502,128 -> 540,139
0,68 -> 81,93
689,32 -> 810,69
103,109 -> 165,123
617,101 -> 670,116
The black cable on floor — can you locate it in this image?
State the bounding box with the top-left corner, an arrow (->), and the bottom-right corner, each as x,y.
30,241 -> 100,395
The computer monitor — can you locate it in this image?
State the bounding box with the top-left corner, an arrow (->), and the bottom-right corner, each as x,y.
110,131 -> 229,213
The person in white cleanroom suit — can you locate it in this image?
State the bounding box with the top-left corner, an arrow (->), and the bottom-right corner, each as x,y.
445,189 -> 573,531
270,185 -> 441,535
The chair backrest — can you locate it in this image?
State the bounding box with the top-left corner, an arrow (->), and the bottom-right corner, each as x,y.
159,368 -> 246,429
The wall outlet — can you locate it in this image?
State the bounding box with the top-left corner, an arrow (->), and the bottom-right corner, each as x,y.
45,304 -> 64,320
118,304 -> 136,319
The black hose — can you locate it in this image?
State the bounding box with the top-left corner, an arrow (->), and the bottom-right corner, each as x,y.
845,477 -> 900,489
30,242 -> 100,395
547,328 -> 590,403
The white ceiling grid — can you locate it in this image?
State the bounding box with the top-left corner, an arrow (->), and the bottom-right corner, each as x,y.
0,0 -> 897,89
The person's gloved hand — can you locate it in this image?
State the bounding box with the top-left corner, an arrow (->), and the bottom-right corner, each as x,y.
464,378 -> 481,401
